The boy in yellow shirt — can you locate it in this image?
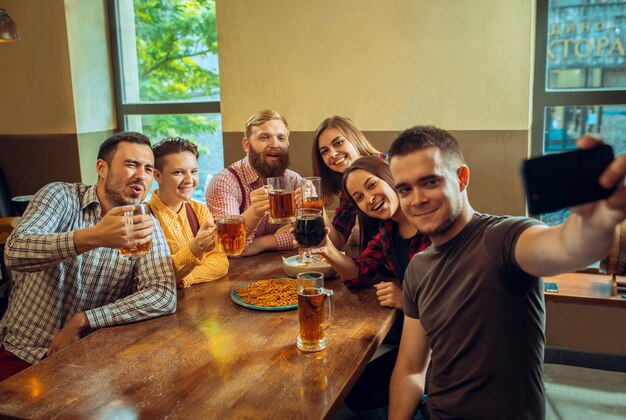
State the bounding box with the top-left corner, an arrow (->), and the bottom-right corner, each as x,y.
149,138 -> 228,287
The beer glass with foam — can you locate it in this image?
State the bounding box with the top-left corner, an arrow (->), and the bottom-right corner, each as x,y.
302,177 -> 323,211
297,271 -> 334,352
215,214 -> 246,256
267,176 -> 296,224
118,203 -> 152,257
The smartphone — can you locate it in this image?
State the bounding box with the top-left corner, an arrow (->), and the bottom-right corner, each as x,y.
544,282 -> 559,293
520,144 -> 615,214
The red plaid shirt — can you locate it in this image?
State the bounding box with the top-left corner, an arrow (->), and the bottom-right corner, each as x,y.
332,152 -> 388,241
205,157 -> 302,251
344,219 -> 431,288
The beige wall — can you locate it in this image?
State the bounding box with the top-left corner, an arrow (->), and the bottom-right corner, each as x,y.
217,0 -> 534,132
0,0 -> 114,192
217,0 -> 534,216
0,0 -> 75,134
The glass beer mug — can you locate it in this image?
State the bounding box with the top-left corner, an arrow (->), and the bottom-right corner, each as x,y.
267,176 -> 296,224
118,203 -> 152,257
215,214 -> 246,256
296,272 -> 335,352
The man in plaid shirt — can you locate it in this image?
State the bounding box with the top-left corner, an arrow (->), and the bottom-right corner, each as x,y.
0,132 -> 176,382
206,110 -> 302,256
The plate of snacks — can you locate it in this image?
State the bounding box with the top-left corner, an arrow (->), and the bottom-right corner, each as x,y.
231,278 -> 298,311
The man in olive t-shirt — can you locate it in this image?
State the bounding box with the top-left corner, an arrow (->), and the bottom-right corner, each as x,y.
386,126 -> 626,419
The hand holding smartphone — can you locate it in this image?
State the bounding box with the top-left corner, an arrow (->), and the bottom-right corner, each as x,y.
520,144 -> 616,214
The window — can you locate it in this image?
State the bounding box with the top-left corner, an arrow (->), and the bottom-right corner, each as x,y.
532,0 -> 626,226
108,0 -> 222,200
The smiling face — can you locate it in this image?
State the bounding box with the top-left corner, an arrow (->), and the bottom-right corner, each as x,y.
345,168 -> 399,220
154,151 -> 199,209
244,119 -> 290,178
97,141 -> 154,210
318,127 -> 361,174
390,147 -> 468,243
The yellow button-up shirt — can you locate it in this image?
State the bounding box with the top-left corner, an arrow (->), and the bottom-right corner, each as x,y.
148,190 -> 228,287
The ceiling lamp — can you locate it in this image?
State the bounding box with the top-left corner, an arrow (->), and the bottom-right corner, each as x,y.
0,9 -> 20,43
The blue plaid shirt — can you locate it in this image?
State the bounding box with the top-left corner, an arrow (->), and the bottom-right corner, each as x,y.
1,182 -> 177,364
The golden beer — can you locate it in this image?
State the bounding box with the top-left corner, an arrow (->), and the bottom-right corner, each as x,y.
118,204 -> 152,258
269,190 -> 296,223
216,216 -> 246,256
296,271 -> 334,352
303,198 -> 323,211
119,241 -> 151,257
298,288 -> 326,344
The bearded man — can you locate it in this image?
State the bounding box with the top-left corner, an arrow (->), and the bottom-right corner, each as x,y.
206,110 -> 302,256
0,132 -> 176,382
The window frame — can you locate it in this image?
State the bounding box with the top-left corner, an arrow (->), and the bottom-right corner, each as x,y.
107,0 -> 221,132
531,0 -> 626,158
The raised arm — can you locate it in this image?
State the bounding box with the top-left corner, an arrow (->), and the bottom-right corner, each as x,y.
308,228 -> 359,280
6,184 -> 137,272
389,315 -> 431,420
83,219 -> 177,329
516,138 -> 626,277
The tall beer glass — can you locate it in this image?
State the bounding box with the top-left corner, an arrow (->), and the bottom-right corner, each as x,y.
118,203 -> 152,257
302,177 -> 323,210
297,272 -> 334,352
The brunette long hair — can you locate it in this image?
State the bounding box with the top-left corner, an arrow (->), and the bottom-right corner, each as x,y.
341,156 -> 395,251
312,116 -> 379,205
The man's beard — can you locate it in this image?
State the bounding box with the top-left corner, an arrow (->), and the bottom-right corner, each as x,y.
248,147 -> 291,178
104,172 -> 145,207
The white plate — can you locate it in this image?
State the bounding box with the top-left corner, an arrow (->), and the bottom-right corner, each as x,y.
282,254 -> 337,278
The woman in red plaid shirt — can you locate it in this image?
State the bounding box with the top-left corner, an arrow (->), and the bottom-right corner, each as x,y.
306,156 -> 431,311
312,116 -> 387,251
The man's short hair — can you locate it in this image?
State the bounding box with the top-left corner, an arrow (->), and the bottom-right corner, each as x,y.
244,109 -> 289,139
97,131 -> 151,165
152,137 -> 200,171
389,125 -> 465,169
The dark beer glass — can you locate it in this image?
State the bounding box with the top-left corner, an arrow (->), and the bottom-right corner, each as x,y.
294,208 -> 324,263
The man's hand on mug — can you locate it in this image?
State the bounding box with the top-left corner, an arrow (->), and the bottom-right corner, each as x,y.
294,187 -> 303,208
249,186 -> 270,217
95,205 -> 138,249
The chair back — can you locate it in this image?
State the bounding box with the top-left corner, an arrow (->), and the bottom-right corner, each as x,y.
0,168 -> 16,218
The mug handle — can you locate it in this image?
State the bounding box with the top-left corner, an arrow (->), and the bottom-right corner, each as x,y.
321,288 -> 334,331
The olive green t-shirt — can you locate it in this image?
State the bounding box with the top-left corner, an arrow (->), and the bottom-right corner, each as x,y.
403,213 -> 545,419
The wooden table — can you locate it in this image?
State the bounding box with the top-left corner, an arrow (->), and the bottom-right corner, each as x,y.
0,251 -> 397,419
543,272 -> 626,307
543,272 -> 626,356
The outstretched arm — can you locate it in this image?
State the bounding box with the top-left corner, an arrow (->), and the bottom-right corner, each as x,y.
516,137 -> 626,277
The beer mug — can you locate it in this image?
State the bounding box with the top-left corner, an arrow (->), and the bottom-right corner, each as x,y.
118,203 -> 152,257
215,214 -> 246,256
267,176 -> 296,224
297,272 -> 334,352
302,177 -> 323,210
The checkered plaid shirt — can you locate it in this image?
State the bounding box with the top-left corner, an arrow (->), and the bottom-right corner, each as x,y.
205,157 -> 302,251
332,152 -> 389,241
345,219 -> 431,288
1,182 -> 177,364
